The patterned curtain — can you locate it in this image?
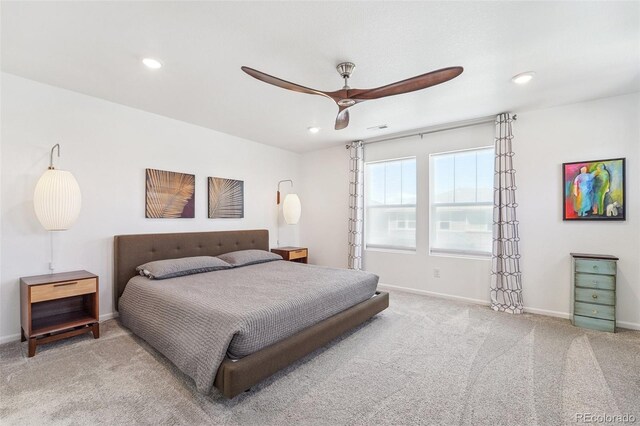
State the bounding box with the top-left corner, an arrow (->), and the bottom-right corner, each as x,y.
490,113 -> 524,314
348,141 -> 364,270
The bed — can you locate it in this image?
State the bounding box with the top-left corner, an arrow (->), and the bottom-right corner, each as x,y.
114,229 -> 389,398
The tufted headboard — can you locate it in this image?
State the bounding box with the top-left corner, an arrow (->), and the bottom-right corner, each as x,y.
113,229 -> 269,310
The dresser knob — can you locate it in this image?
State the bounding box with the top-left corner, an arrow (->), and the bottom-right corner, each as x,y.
592,310 -> 598,314
592,294 -> 598,299
593,265 -> 598,270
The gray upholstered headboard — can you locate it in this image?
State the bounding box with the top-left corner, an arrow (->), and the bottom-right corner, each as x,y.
113,229 -> 269,309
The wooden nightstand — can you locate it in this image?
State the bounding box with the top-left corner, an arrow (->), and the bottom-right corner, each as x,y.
20,270 -> 99,357
271,247 -> 308,264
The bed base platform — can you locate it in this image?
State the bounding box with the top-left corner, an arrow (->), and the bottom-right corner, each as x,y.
114,230 -> 389,399
214,291 -> 389,398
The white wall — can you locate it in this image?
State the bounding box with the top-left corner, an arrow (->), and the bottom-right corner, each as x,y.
299,144 -> 350,268
517,93 -> 639,327
0,73 -> 300,342
301,92 -> 640,329
0,71 -> 3,340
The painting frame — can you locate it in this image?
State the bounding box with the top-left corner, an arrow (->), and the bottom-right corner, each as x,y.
145,168 -> 195,219
562,157 -> 625,221
208,176 -> 244,219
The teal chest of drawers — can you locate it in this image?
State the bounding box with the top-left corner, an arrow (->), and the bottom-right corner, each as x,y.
571,253 -> 618,333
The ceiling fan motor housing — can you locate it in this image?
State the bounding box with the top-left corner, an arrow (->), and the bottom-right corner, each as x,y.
336,62 -> 356,79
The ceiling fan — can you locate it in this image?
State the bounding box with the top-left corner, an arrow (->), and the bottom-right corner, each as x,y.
241,62 -> 463,130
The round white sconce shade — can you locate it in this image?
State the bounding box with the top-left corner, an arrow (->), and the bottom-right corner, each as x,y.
282,193 -> 301,225
34,169 -> 82,231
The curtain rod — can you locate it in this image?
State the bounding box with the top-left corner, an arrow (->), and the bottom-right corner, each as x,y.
349,113 -> 516,147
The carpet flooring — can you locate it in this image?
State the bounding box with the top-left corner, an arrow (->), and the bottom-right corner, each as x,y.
1,290 -> 639,425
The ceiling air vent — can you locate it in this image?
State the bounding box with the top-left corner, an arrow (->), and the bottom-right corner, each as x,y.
367,124 -> 388,130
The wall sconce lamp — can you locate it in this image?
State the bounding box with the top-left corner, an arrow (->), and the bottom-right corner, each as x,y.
277,179 -> 301,225
33,144 -> 82,270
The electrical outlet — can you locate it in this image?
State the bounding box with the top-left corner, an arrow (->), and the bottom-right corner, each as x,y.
433,268 -> 440,278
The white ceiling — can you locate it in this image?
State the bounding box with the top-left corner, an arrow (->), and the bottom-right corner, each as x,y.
2,1 -> 639,153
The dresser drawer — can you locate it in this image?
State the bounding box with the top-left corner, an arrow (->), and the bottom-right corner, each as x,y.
574,301 -> 615,321
575,259 -> 616,276
575,273 -> 615,291
31,278 -> 97,303
575,287 -> 615,306
288,249 -> 308,260
573,315 -> 615,333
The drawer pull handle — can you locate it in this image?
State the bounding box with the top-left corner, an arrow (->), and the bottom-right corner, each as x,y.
592,310 -> 598,314
53,282 -> 77,287
592,294 -> 598,299
593,265 -> 598,270
592,281 -> 597,286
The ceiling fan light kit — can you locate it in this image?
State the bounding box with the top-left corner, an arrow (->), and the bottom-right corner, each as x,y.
241,62 -> 463,130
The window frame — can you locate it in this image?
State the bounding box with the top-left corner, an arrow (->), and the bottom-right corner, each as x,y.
364,156 -> 417,253
428,146 -> 494,259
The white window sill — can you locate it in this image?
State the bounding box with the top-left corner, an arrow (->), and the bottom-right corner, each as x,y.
365,247 -> 416,255
429,251 -> 491,261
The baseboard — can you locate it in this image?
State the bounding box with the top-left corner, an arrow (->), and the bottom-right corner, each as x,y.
378,283 -> 640,330
0,311 -> 119,345
616,320 -> 640,331
523,306 -> 570,319
0,333 -> 21,345
378,283 -> 490,306
100,312 -> 119,321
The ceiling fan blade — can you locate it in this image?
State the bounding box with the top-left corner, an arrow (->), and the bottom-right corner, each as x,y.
335,108 -> 350,130
350,66 -> 463,100
241,66 -> 334,100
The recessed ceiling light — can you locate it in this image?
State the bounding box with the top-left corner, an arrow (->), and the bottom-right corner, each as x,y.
307,127 -> 320,134
512,71 -> 535,85
142,58 -> 163,69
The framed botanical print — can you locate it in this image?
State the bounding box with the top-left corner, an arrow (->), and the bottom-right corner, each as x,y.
145,168 -> 195,218
208,177 -> 244,218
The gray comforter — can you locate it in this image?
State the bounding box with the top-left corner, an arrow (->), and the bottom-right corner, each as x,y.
118,260 -> 378,393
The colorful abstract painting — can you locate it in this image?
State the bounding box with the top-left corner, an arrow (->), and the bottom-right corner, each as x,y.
563,158 -> 625,221
145,168 -> 195,218
208,177 -> 244,218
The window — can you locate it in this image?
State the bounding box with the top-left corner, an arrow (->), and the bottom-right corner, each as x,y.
365,157 -> 416,251
429,147 -> 494,257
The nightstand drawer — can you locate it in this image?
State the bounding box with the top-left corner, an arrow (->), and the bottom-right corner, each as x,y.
575,259 -> 616,276
31,278 -> 97,303
575,288 -> 615,306
574,301 -> 615,321
288,249 -> 308,260
575,273 -> 615,291
271,247 -> 308,264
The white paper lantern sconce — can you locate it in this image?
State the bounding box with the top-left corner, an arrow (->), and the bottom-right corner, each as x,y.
276,179 -> 301,246
34,144 -> 81,270
282,194 -> 301,225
